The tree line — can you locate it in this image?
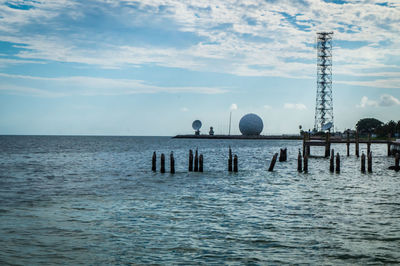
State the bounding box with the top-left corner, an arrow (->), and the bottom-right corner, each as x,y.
356,118 -> 400,137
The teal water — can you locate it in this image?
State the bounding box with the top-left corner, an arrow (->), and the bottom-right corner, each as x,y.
0,136 -> 399,264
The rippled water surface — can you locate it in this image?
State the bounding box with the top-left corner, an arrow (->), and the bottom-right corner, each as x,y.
0,136 -> 399,264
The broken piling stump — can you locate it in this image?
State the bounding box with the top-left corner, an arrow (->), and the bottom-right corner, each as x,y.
199,154 -> 203,172
361,152 -> 366,173
194,149 -> 199,172
160,153 -> 165,173
297,150 -> 302,172
152,151 -> 156,172
188,149 -> 193,172
303,154 -> 308,173
335,153 -> 340,173
233,155 -> 238,172
268,153 -> 278,172
170,152 -> 175,174
228,147 -> 233,172
368,152 -> 372,173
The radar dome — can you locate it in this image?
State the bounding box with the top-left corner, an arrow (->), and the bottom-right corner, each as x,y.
192,120 -> 202,131
239,113 -> 263,136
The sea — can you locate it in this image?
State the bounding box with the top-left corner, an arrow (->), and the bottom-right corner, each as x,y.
0,135 -> 399,265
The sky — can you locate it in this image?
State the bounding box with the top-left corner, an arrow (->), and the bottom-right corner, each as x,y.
0,0 -> 399,136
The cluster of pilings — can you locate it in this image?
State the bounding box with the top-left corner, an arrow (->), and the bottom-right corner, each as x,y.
152,142 -> 400,174
152,151 -> 177,174
268,148 -> 287,172
228,147 -> 238,172
151,150 -> 204,174
188,149 -> 204,172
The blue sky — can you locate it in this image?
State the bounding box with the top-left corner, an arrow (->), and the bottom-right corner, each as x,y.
0,0 -> 399,135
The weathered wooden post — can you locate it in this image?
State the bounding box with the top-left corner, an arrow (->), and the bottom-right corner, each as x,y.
346,131 -> 350,156
152,151 -> 156,172
387,134 -> 392,156
367,151 -> 372,173
285,148 -> 288,161
297,149 -> 302,172
279,148 -> 285,162
194,149 -> 199,172
233,155 -> 238,172
329,150 -> 334,173
303,154 -> 308,173
355,130 -> 360,157
325,132 -> 331,158
188,149 -> 193,172
335,153 -> 340,173
395,153 -> 399,172
306,134 -> 311,157
361,152 -> 366,173
268,153 -> 278,172
228,147 -> 233,172
303,133 -> 306,158
199,154 -> 203,172
367,133 -> 371,155
160,153 -> 165,173
170,152 -> 175,174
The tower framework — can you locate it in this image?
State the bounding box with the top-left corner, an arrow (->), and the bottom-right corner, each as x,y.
314,32 -> 334,132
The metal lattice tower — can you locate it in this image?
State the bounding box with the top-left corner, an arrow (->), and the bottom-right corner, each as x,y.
314,32 -> 334,132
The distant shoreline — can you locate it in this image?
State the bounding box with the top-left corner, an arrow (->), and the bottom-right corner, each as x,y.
173,134 -> 302,140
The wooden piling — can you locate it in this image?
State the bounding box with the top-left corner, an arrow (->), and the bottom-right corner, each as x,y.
355,130 -> 359,157
279,148 -> 284,162
346,131 -> 350,156
325,132 -> 331,158
395,153 -> 399,172
303,154 -> 308,173
170,152 -> 175,174
199,154 -> 203,172
367,133 -> 371,155
329,151 -> 334,173
303,133 -> 306,158
367,152 -> 372,173
152,151 -> 156,172
387,134 -> 392,156
361,152 -> 366,173
233,155 -> 238,172
297,150 -> 302,172
194,149 -> 199,172
268,153 -> 278,172
279,148 -> 287,162
285,148 -> 288,161
160,153 -> 165,173
188,149 -> 193,172
228,147 -> 233,172
335,153 -> 340,173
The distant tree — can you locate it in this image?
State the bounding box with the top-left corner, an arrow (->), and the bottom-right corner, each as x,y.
355,118 -> 383,134
396,120 -> 400,135
388,120 -> 397,136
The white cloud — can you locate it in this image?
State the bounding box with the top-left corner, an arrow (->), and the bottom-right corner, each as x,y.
379,94 -> 400,106
0,0 -> 398,85
263,105 -> 272,110
356,94 -> 400,108
230,103 -> 238,110
180,107 -> 189,112
284,103 -> 307,110
0,73 -> 228,96
357,96 -> 378,108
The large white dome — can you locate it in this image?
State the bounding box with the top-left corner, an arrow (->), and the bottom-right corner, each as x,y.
239,113 -> 263,136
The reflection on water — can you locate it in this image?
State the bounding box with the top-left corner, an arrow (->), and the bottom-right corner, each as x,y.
0,136 -> 399,264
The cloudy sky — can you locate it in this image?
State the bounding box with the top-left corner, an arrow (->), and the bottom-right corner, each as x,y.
0,0 -> 399,135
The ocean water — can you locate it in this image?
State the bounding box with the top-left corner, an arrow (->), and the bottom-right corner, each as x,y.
0,136 -> 399,265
